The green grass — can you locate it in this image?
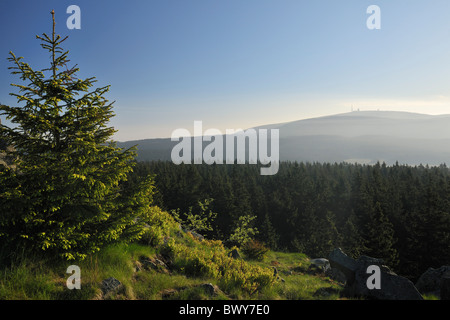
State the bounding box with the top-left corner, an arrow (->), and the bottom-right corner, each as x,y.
0,242 -> 343,300
0,207 -> 345,300
423,293 -> 440,300
0,207 -> 441,301
0,261 -> 58,299
243,250 -> 343,300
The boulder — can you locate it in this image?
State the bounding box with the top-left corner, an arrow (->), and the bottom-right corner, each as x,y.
440,276 -> 450,300
189,231 -> 204,241
101,277 -> 122,296
160,288 -> 178,299
228,248 -> 241,259
415,266 -> 450,298
325,267 -> 347,284
310,258 -> 331,272
139,255 -> 170,274
328,248 -> 423,300
329,248 -> 358,283
270,266 -> 285,282
308,258 -> 331,276
282,270 -> 293,276
199,283 -> 222,297
272,266 -> 278,277
160,283 -> 224,299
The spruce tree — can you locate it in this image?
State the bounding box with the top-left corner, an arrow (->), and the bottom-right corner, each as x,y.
364,202 -> 399,269
341,210 -> 367,259
260,213 -> 279,250
0,11 -> 154,260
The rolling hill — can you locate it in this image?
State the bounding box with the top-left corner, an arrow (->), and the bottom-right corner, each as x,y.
117,111 -> 450,166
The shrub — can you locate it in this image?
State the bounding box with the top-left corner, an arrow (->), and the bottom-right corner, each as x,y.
139,206 -> 178,247
170,198 -> 217,234
166,236 -> 275,294
228,215 -> 259,247
241,240 -> 269,261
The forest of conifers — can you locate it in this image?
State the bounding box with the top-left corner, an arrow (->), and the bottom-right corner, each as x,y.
130,161 -> 450,282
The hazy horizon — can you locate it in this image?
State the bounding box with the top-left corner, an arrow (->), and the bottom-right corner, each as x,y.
116,109 -> 450,142
2,1 -> 450,141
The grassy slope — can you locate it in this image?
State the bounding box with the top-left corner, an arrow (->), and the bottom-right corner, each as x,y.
0,207 -> 344,300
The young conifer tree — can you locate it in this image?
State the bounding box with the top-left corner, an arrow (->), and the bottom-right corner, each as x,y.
0,11 -> 154,260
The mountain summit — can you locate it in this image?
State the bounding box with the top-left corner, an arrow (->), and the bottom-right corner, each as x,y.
118,111 -> 450,166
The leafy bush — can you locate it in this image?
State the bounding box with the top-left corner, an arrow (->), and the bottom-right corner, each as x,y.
160,236 -> 275,295
139,206 -> 179,247
228,215 -> 259,247
170,198 -> 217,234
241,240 -> 269,261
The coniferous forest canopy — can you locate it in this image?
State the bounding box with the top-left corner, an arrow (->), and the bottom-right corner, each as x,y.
129,160 -> 450,281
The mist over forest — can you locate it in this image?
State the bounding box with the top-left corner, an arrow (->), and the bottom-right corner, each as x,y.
118,111 -> 450,166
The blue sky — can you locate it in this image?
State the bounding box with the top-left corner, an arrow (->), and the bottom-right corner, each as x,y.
2,1 -> 450,141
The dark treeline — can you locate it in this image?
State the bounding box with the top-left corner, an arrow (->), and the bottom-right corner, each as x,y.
130,161 -> 450,281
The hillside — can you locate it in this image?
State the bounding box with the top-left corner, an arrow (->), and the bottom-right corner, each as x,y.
117,111 -> 450,166
0,207 -> 343,301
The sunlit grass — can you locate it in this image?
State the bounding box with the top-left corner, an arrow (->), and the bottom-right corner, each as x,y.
0,210 -> 347,301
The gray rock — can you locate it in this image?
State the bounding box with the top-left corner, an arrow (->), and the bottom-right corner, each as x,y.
189,231 -> 204,241
325,267 -> 347,284
160,283 -> 224,299
160,288 -> 178,299
353,263 -> 422,300
329,248 -> 423,300
329,248 -> 358,283
155,258 -> 167,268
415,266 -> 450,297
308,258 -> 331,276
282,270 -> 293,276
310,258 -> 331,273
101,277 -> 122,296
139,256 -> 155,270
228,248 -> 241,259
139,255 -> 170,274
440,276 -> 450,300
199,283 -> 222,296
272,266 -> 278,277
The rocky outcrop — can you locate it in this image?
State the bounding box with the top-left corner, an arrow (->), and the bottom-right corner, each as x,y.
101,277 -> 122,297
138,255 -> 170,274
160,283 -> 224,299
325,267 -> 347,285
441,276 -> 450,300
228,248 -> 241,259
328,248 -> 423,300
198,283 -> 223,297
328,248 -> 358,283
415,266 -> 450,299
309,258 -> 330,272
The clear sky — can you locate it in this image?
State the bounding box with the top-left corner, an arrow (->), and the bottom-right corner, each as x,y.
2,0 -> 450,141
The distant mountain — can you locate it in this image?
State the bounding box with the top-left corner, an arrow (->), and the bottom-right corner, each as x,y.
117,111 -> 450,166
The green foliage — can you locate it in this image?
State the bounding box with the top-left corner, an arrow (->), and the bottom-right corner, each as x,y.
160,236 -> 275,295
140,206 -> 179,247
228,214 -> 259,247
241,239 -> 269,261
363,202 -> 399,268
0,15 -> 154,260
170,198 -> 217,234
0,238 -> 344,300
